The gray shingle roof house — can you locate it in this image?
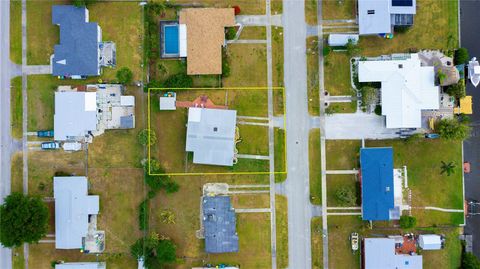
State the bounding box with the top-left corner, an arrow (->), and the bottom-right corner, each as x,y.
54,177 -> 99,249
52,5 -> 116,78
56,263 -> 106,269
358,0 -> 416,35
185,107 -> 237,166
363,238 -> 422,268
202,196 -> 239,253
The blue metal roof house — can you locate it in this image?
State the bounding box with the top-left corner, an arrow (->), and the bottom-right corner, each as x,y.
52,5 -> 116,78
360,147 -> 400,221
202,196 -> 239,253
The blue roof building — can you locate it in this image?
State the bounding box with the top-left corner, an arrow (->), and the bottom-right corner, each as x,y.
202,196 -> 239,253
360,147 -> 400,221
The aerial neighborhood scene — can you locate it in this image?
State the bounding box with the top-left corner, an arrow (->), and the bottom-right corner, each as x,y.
4,0 -> 480,268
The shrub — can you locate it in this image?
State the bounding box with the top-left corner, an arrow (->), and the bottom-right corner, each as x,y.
445,79 -> 466,99
233,5 -> 241,15
399,216 -> 416,229
394,25 -> 410,34
222,48 -> 231,77
138,129 -> 157,146
138,199 -> 149,231
323,45 -> 332,57
455,48 -> 469,65
462,252 -> 480,269
225,27 -> 237,40
72,0 -> 96,7
0,193 -> 49,247
334,187 -> 357,206
346,39 -> 361,57
116,67 -> 133,85
325,105 -> 339,115
374,105 -> 382,116
437,118 -> 471,140
360,86 -> 377,107
163,73 -> 193,88
130,236 -> 177,267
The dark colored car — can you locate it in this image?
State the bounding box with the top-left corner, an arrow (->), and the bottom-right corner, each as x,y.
37,130 -> 54,137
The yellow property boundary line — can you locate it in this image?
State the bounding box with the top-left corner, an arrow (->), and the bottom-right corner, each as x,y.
147,87 -> 287,176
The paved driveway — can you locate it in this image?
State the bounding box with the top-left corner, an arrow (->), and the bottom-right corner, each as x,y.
325,113 -> 400,139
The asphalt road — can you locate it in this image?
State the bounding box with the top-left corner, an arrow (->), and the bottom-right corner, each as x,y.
461,0 -> 480,258
0,0 -> 14,268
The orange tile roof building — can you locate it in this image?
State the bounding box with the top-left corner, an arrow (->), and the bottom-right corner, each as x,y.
179,8 -> 235,75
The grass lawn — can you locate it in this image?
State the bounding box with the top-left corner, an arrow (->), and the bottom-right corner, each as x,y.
174,0 -> 266,15
89,168 -> 145,253
311,217 -> 323,269
28,151 -> 85,197
305,0 -> 317,25
11,153 -> 23,194
11,76 -> 22,139
231,194 -> 270,208
325,140 -> 361,170
324,52 -> 354,96
422,228 -> 462,269
12,246 -> 24,269
26,75 -> 61,131
365,139 -> 464,209
10,0 -> 22,64
326,101 -> 357,114
412,209 -> 464,227
276,195 -> 289,269
309,129 -> 322,205
272,27 -> 284,88
328,215 -> 362,269
149,175 -> 272,268
358,0 -> 458,55
271,0 -> 282,14
307,37 -> 320,115
326,174 -> 359,207
275,128 -> 287,182
237,125 -> 269,155
240,27 -> 266,40
322,0 -> 355,20
223,44 -> 267,87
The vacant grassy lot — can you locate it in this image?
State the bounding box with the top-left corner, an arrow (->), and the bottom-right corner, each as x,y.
366,139 -> 463,210
325,140 -> 361,170
28,151 -> 85,197
307,37 -> 320,115
10,0 -> 21,64
237,125 -> 269,155
311,217 -> 323,269
275,128 -> 287,182
11,76 -> 22,139
359,0 -> 458,55
324,52 -> 354,96
309,129 -> 322,205
240,27 -> 266,40
328,215 -> 362,269
276,195 -> 289,269
272,27 -> 284,88
172,0 -> 266,14
326,174 -> 359,207
223,44 -> 267,87
422,228 -> 462,269
322,0 -> 355,20
305,0 -> 317,25
231,194 -> 270,208
11,153 -> 23,194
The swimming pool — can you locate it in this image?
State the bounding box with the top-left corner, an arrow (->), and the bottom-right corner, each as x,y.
164,24 -> 179,55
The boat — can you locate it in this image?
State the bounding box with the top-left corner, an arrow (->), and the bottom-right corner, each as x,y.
468,57 -> 480,87
351,232 -> 359,251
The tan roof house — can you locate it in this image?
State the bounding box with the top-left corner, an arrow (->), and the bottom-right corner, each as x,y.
179,8 -> 235,75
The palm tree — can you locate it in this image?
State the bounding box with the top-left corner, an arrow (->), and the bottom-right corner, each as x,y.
440,161 -> 456,176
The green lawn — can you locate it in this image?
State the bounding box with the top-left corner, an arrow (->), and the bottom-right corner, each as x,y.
271,0 -> 282,14
326,174 -> 359,207
328,215 -> 362,269
326,101 -> 357,114
223,44 -> 267,87
272,27 -> 284,88
237,125 -> 269,155
11,76 -> 22,139
422,228 -> 462,269
10,153 -> 23,194
311,217 -> 323,269
307,37 -> 320,115
309,129 -> 322,205
366,139 -> 464,209
412,209 -> 464,227
305,0 -> 317,25
231,194 -> 270,208
240,27 -> 266,40
325,140 -> 361,170
322,0 -> 355,20
276,195 -> 289,269
275,128 -> 287,182
12,247 -> 24,269
26,75 -> 58,131
10,0 -> 22,64
173,0 -> 266,15
324,52 -> 354,96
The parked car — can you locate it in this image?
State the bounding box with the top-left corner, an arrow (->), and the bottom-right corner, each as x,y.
63,142 -> 82,151
37,130 -> 54,137
467,200 -> 480,216
41,141 -> 60,150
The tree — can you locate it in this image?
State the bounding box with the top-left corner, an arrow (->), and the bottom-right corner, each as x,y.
233,6 -> 241,15
334,187 -> 357,206
116,67 -> 133,85
0,193 -> 49,247
346,39 -> 361,57
360,87 -> 377,107
163,73 -> 193,88
437,69 -> 446,85
138,129 -> 157,146
437,118 -> 471,140
399,216 -> 416,229
440,161 -> 456,176
462,252 -> 480,269
138,199 -> 149,231
445,79 -> 466,99
72,0 -> 96,7
455,47 -> 469,65
225,27 -> 237,40
130,235 -> 176,269
323,45 -> 332,57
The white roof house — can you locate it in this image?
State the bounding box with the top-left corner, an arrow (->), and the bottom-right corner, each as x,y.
56,263 -> 106,269
358,0 -> 416,35
185,107 -> 237,166
419,234 -> 442,250
54,177 -> 99,249
364,238 -> 423,269
358,54 -> 439,128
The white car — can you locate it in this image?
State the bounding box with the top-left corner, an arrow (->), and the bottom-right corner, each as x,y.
350,232 -> 359,251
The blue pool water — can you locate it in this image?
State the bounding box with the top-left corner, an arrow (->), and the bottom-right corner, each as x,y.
164,25 -> 179,55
